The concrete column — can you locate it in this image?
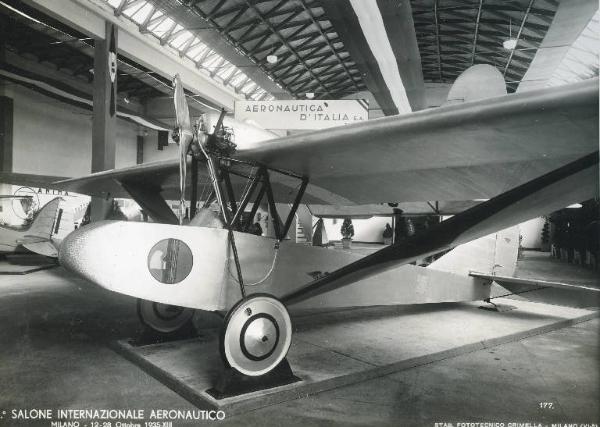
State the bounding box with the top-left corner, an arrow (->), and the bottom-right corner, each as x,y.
90,21 -> 118,221
0,96 -> 12,174
0,96 -> 13,216
0,15 -> 13,217
0,16 -> 11,176
136,135 -> 144,164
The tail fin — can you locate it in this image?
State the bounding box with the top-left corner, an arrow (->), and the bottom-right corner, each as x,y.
428,225 -> 520,278
444,64 -> 507,106
20,197 -> 61,257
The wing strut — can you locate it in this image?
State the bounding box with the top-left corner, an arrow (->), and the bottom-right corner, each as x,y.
195,155 -> 308,297
205,153 -> 247,297
282,151 -> 599,306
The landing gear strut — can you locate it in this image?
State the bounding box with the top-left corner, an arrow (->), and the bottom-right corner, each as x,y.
180,107 -> 305,383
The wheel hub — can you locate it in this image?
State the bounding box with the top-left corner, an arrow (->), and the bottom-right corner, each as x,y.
241,314 -> 279,361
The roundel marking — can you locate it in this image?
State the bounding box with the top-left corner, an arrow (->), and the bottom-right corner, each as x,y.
147,238 -> 193,284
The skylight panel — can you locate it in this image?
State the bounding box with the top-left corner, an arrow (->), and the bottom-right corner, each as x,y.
187,43 -> 207,59
130,3 -> 155,24
122,1 -> 145,18
145,11 -> 165,31
204,54 -> 221,69
152,17 -> 175,36
101,0 -> 274,100
217,65 -> 235,80
171,31 -> 193,49
231,73 -> 247,86
251,89 -> 265,100
241,82 -> 257,94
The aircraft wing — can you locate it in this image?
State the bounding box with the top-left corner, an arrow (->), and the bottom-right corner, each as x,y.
240,79 -> 597,204
0,172 -> 68,190
0,79 -> 597,205
17,236 -> 51,244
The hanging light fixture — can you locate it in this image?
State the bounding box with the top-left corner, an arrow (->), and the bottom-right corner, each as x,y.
305,92 -> 314,99
266,54 -> 278,64
503,38 -> 517,50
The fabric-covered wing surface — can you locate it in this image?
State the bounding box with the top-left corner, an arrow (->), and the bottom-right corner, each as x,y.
2,79 -> 597,205
238,79 -> 598,204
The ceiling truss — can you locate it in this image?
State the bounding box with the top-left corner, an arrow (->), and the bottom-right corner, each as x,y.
411,0 -> 559,92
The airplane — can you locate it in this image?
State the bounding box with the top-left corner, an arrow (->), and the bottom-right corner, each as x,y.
1,67 -> 598,379
0,188 -> 148,258
0,197 -> 63,257
0,188 -> 92,258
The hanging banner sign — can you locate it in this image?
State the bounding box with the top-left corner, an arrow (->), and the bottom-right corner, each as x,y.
234,99 -> 369,130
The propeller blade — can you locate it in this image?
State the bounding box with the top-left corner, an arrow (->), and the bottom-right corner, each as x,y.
172,74 -> 193,225
173,74 -> 193,142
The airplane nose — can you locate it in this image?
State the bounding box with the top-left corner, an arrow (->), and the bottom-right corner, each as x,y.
58,221 -> 110,283
57,220 -> 233,311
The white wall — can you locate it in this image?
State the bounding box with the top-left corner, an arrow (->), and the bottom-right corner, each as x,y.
115,121 -> 138,169
519,217 -> 545,249
5,84 -> 139,177
142,130 -> 179,163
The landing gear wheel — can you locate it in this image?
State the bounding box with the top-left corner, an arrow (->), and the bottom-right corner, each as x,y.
137,299 -> 195,334
220,294 -> 292,377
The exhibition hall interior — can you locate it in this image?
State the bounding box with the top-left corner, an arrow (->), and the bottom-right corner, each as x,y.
0,0 -> 598,425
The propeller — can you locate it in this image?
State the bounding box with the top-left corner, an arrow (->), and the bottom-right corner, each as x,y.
172,74 -> 194,225
171,77 -> 245,296
172,75 -> 230,226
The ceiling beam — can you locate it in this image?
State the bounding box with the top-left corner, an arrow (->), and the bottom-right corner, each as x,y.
21,0 -> 241,110
503,0 -> 535,76
434,0 -> 443,80
471,0 -> 484,66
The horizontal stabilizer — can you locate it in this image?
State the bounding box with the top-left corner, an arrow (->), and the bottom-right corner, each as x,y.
17,235 -> 51,244
470,272 -> 600,293
471,272 -> 599,308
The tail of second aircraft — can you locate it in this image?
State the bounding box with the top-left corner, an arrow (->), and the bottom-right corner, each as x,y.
18,197 -> 62,257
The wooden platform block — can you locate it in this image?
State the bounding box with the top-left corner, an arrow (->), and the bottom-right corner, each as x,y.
112,299 -> 598,415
